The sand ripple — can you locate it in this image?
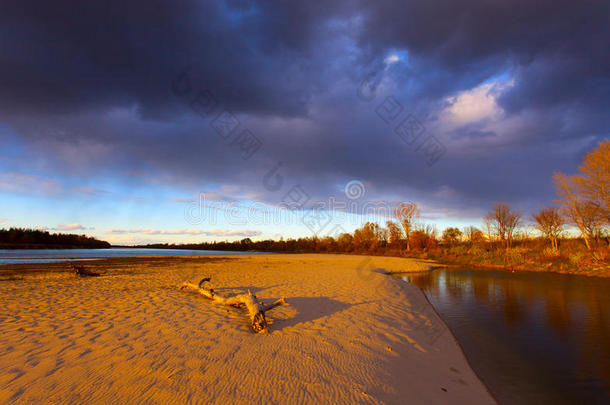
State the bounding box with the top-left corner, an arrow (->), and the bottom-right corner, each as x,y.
0,254 -> 495,404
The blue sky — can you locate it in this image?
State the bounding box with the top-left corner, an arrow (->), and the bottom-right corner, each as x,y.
0,0 -> 608,244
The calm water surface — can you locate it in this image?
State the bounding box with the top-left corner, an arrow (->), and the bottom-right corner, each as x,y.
0,248 -> 268,264
400,268 -> 610,404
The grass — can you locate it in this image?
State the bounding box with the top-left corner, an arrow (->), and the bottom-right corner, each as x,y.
403,239 -> 610,278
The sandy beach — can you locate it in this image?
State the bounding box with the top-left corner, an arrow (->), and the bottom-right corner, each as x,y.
0,254 -> 495,404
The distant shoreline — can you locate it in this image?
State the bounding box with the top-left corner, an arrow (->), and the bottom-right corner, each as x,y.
3,243 -> 608,279
0,244 -> 111,250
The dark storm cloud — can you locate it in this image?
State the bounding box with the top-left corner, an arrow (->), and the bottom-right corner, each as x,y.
0,0 -> 349,117
2,0 -> 607,116
0,0 -> 608,220
356,0 -> 610,113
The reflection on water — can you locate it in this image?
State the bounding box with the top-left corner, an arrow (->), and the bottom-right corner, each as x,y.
400,269 -> 610,405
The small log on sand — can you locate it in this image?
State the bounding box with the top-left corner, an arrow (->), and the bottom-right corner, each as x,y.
180,277 -> 286,333
71,263 -> 101,277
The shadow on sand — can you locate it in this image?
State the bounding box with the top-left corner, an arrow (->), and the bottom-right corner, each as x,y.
272,296 -> 352,329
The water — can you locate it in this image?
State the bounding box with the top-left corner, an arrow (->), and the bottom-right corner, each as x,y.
0,248 -> 268,264
399,268 -> 610,404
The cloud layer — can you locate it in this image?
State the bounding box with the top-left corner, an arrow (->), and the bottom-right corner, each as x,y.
56,223 -> 91,231
108,229 -> 261,237
1,0 -> 608,229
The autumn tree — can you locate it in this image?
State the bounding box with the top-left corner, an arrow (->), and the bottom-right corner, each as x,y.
319,236 -> 337,252
532,206 -> 564,250
411,224 -> 438,251
410,230 -> 436,250
554,140 -> 610,249
353,222 -> 380,252
442,227 -> 462,245
574,139 -> 610,226
386,220 -> 404,249
488,202 -> 522,249
395,202 -> 419,251
463,226 -> 484,244
336,233 -> 353,252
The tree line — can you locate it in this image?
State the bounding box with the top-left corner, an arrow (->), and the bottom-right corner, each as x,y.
0,228 -> 111,249
144,140 -> 609,266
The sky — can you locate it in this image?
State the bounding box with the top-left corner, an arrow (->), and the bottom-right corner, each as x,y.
0,0 -> 608,245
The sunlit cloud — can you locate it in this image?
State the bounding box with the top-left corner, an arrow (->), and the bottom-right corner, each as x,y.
384,54 -> 400,64
55,223 -> 93,231
103,234 -> 156,245
441,81 -> 509,128
108,229 -> 202,235
384,50 -> 407,66
106,228 -> 261,237
204,229 -> 262,237
162,229 -> 202,235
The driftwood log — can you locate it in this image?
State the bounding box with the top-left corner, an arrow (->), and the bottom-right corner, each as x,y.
70,263 -> 101,277
180,277 -> 286,333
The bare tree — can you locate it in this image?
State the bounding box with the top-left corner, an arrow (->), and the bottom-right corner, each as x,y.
581,202 -> 606,244
395,202 -> 419,251
376,226 -> 389,248
554,173 -> 595,250
483,213 -> 494,249
532,206 -> 564,250
488,202 -> 522,249
421,224 -> 438,240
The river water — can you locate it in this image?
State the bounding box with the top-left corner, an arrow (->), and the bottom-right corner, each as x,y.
0,248 -> 267,264
400,268 -> 610,404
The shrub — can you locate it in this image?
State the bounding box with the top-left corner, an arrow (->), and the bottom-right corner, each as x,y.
448,245 -> 468,256
569,252 -> 584,267
542,247 -> 561,259
592,249 -> 608,263
469,245 -> 485,256
410,230 -> 437,251
507,247 -> 528,265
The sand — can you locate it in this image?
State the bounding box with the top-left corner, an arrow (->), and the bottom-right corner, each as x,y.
0,254 -> 495,404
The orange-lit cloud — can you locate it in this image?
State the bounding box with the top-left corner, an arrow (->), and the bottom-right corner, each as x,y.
107,228 -> 261,237
53,223 -> 94,231
204,229 -> 262,237
107,229 -> 201,235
